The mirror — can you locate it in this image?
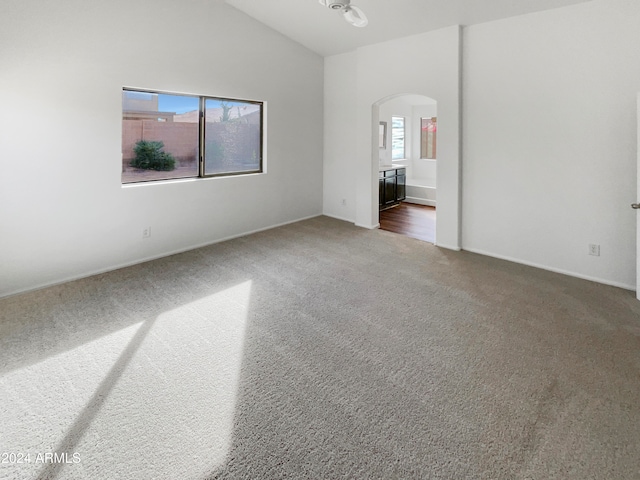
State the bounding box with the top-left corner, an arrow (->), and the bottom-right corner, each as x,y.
379,122 -> 387,149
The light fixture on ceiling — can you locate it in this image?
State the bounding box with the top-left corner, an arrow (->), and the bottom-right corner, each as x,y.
319,0 -> 369,28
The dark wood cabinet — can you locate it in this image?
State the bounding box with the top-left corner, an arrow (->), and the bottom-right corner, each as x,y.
384,176 -> 396,206
379,167 -> 406,210
396,173 -> 406,201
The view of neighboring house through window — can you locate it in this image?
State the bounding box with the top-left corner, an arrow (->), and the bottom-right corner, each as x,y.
122,89 -> 263,184
420,117 -> 437,159
391,116 -> 405,160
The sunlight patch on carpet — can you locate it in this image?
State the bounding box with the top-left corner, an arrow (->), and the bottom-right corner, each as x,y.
0,281 -> 252,480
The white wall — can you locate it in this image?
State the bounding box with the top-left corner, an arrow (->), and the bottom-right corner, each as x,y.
463,0 -> 640,289
0,0 -> 324,297
323,52 -> 357,222
323,26 -> 461,248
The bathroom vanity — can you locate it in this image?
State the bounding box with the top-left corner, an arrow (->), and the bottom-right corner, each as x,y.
379,166 -> 406,210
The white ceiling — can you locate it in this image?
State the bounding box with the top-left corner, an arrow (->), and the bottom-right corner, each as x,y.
225,0 -> 592,57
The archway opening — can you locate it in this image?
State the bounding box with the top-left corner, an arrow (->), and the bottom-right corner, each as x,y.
374,94 -> 437,244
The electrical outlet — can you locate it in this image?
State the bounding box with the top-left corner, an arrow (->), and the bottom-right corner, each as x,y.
142,227 -> 151,239
588,244 -> 600,256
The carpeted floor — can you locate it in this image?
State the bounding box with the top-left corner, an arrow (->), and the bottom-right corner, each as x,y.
1,216 -> 639,479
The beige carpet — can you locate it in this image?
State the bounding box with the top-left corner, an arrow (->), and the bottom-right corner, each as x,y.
1,216 -> 639,479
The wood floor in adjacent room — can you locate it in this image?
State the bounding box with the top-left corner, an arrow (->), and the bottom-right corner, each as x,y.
379,202 -> 435,243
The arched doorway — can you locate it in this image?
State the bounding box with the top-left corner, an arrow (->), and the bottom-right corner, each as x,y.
374,94 -> 439,244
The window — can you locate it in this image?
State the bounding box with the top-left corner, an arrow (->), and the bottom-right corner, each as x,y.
122,88 -> 263,184
391,116 -> 405,160
420,117 -> 437,159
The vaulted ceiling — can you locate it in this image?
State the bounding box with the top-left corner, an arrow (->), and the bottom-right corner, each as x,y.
225,0 -> 592,56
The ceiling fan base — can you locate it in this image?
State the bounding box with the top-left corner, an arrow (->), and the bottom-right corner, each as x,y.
319,1 -> 350,12
319,0 -> 368,28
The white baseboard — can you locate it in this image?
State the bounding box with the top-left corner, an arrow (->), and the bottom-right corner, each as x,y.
322,212 -> 355,223
463,247 -> 635,291
355,222 -> 380,230
404,197 -> 436,207
1,213 -> 324,299
323,213 -> 379,230
435,243 -> 461,251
